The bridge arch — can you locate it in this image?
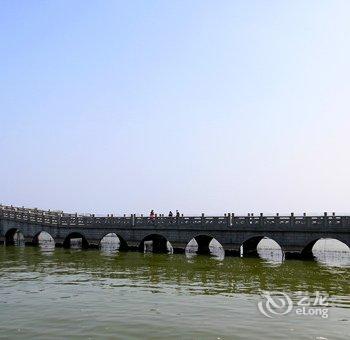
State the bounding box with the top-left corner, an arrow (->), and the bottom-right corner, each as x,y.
241,236 -> 283,259
32,231 -> 55,247
63,232 -> 89,249
185,234 -> 224,256
301,237 -> 350,259
99,233 -> 128,251
5,228 -> 25,246
139,234 -> 173,253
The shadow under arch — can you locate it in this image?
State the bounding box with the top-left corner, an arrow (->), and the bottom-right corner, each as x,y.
241,236 -> 283,258
186,234 -> 224,256
32,231 -> 55,246
99,233 -> 128,251
139,234 -> 172,253
5,228 -> 25,246
63,232 -> 89,249
302,237 -> 350,259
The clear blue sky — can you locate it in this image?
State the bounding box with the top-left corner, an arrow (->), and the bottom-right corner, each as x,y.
1,1 -> 349,215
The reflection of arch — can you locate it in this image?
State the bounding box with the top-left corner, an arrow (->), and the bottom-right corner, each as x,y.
5,228 -> 24,246
32,231 -> 55,245
241,236 -> 282,257
302,237 -> 350,258
63,232 -> 89,249
99,233 -> 128,251
186,234 -> 224,255
139,234 -> 171,253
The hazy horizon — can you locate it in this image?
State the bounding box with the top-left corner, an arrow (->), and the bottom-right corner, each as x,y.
1,1 -> 350,215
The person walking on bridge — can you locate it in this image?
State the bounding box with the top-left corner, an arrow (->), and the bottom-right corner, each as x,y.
176,210 -> 180,222
150,210 -> 155,221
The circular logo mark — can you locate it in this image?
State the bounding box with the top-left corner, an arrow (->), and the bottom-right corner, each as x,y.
258,291 -> 293,318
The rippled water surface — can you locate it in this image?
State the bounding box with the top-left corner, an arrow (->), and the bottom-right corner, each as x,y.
0,246 -> 349,339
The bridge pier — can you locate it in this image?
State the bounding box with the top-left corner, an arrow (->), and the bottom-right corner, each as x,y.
89,243 -> 99,249
284,251 -> 316,260
195,235 -> 212,255
284,252 -> 305,260
171,242 -> 186,254
54,238 -> 64,248
173,247 -> 185,254
24,236 -> 35,246
224,249 -> 240,257
283,245 -> 312,260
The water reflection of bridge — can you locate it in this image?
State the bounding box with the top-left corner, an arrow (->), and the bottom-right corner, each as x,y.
1,204 -> 349,259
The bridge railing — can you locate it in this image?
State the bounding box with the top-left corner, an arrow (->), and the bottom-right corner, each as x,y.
1,204 -> 349,228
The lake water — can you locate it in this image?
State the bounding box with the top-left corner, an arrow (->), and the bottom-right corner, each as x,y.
0,242 -> 349,339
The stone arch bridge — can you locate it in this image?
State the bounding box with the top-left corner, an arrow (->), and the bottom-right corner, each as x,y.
1,205 -> 349,259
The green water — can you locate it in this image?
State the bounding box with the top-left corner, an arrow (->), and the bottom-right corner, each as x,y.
0,246 -> 349,339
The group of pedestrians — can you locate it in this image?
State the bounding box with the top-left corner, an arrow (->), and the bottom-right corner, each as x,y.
149,209 -> 181,221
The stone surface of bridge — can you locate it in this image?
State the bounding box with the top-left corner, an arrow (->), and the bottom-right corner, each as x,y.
1,204 -> 349,258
